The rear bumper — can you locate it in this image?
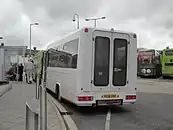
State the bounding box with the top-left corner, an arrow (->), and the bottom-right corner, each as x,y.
139,73 -> 155,77
75,93 -> 136,107
75,100 -> 136,107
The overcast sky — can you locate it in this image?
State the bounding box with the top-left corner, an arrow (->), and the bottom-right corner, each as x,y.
0,0 -> 173,50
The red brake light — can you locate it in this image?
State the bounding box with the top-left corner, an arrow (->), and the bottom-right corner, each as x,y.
77,96 -> 93,101
126,95 -> 136,100
85,96 -> 89,101
84,28 -> 88,32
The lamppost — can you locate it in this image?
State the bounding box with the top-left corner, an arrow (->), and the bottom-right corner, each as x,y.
72,13 -> 80,29
85,16 -> 106,28
29,22 -> 39,57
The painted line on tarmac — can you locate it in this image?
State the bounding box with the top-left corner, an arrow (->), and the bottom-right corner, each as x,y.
105,108 -> 111,130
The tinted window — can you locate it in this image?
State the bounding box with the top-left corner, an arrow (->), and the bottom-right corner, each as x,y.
48,49 -> 71,68
48,38 -> 79,69
165,50 -> 173,56
139,51 -> 154,56
113,38 -> 127,86
139,50 -> 155,64
94,36 -> 110,86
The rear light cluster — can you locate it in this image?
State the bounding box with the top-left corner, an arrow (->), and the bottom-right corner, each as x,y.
126,95 -> 136,100
77,96 -> 93,101
84,28 -> 88,32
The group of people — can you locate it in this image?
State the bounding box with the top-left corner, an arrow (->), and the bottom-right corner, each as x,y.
6,58 -> 35,84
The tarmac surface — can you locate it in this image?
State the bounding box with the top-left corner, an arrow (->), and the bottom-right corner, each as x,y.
57,78 -> 173,130
1,78 -> 173,130
0,82 -> 65,130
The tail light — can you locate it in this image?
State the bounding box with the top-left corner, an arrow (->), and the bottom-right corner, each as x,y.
84,28 -> 88,33
126,95 -> 136,100
77,96 -> 93,101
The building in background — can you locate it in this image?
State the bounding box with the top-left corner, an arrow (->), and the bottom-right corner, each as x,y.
0,44 -> 27,80
25,47 -> 41,57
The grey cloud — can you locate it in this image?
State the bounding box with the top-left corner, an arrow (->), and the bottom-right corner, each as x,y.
17,0 -> 103,48
2,0 -> 173,50
0,0 -> 27,46
162,14 -> 173,30
3,35 -> 24,46
108,0 -> 172,22
0,0 -> 103,48
0,1 -> 22,35
19,0 -> 101,20
147,9 -> 173,43
106,0 -> 173,48
107,0 -> 173,37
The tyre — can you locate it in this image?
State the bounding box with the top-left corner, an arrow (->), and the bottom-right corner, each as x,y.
162,76 -> 167,79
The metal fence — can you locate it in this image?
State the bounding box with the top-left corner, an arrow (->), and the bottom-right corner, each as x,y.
26,99 -> 39,130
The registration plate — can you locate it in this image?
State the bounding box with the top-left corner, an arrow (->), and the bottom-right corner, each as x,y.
102,94 -> 119,98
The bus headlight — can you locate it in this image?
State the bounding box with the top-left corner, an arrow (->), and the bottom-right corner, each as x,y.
141,69 -> 146,73
147,69 -> 151,73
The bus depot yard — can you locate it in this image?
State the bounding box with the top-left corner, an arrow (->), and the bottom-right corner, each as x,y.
31,28 -> 173,129
62,78 -> 173,130
0,28 -> 173,130
0,78 -> 173,130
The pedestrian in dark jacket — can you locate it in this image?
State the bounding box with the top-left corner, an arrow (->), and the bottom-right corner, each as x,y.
18,64 -> 24,81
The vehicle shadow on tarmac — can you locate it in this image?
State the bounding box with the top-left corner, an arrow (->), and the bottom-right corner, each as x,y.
64,101 -> 131,116
48,89 -> 132,116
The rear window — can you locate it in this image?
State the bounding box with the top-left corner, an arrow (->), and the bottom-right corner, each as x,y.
93,36 -> 110,86
139,51 -> 154,56
112,38 -> 127,86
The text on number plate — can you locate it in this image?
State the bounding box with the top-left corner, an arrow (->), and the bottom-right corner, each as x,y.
102,94 -> 119,98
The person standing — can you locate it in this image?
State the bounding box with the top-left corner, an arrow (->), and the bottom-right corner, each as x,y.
24,59 -> 35,84
18,63 -> 24,81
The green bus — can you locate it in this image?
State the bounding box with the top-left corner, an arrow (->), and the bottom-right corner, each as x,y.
161,48 -> 173,78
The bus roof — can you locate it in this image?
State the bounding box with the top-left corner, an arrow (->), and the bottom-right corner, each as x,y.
47,27 -> 136,50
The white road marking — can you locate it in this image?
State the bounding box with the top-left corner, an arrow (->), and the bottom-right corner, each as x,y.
105,108 -> 111,130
